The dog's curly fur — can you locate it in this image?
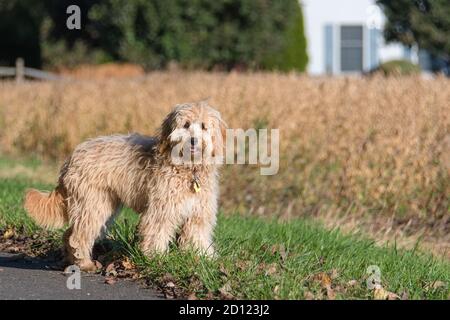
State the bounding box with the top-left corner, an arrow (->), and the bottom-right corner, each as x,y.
24,102 -> 226,271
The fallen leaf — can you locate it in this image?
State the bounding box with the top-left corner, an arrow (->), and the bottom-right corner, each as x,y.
3,229 -> 15,239
219,282 -> 234,300
271,244 -> 288,261
330,269 -> 339,280
131,272 -> 140,280
279,244 -> 287,261
326,287 -> 336,300
236,260 -> 249,271
265,263 -> 278,276
106,263 -> 115,273
424,280 -> 447,291
373,285 -> 400,300
162,273 -> 175,283
432,281 -> 447,289
164,292 -> 175,299
105,277 -> 116,285
188,276 -> 205,293
271,245 -> 278,254
121,258 -> 133,270
7,246 -> 20,253
304,291 -> 315,300
334,285 -> 345,294
104,262 -> 117,277
187,293 -> 198,300
401,291 -> 409,300
219,263 -> 229,276
219,282 -> 232,292
387,292 -> 400,300
373,286 -> 387,300
315,272 -> 332,289
347,280 -> 358,287
117,270 -> 136,278
273,285 -> 280,295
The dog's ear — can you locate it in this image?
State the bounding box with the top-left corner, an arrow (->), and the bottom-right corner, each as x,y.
157,137 -> 170,155
158,108 -> 178,154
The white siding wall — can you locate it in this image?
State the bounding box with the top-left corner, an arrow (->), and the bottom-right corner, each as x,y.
302,0 -> 409,75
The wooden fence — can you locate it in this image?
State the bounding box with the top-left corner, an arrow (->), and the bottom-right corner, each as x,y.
0,58 -> 61,82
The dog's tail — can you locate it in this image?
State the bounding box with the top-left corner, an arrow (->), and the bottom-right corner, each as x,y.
24,187 -> 67,229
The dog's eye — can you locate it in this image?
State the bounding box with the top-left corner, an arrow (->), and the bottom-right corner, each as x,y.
202,123 -> 207,130
183,121 -> 190,129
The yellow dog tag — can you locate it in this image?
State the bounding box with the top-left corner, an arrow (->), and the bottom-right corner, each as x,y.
193,180 -> 201,193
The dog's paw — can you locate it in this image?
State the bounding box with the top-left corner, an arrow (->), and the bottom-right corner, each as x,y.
78,259 -> 100,272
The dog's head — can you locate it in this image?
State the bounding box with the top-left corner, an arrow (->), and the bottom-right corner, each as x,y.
158,102 -> 226,165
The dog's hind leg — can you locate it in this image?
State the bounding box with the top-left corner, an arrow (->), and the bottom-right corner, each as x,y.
64,190 -> 119,272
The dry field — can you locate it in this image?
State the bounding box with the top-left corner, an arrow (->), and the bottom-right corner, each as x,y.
0,72 -> 449,256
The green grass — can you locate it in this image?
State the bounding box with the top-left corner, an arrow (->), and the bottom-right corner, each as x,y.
0,156 -> 43,170
1,175 -> 449,299
0,178 -> 50,232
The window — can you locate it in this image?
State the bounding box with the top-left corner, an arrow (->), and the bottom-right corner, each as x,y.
340,26 -> 363,72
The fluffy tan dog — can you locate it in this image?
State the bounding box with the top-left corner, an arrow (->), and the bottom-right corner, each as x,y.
24,102 -> 226,271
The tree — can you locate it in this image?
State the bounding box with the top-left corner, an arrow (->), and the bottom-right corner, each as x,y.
0,0 -> 309,71
262,1 -> 308,72
44,0 -> 308,71
377,0 -> 450,64
0,0 -> 45,67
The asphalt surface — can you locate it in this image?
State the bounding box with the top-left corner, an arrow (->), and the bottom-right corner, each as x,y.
0,252 -> 163,300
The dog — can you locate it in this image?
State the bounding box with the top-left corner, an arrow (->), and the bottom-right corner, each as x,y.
24,102 -> 226,271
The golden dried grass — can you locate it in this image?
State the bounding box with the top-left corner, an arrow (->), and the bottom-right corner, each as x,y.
57,63 -> 145,80
0,71 -> 449,253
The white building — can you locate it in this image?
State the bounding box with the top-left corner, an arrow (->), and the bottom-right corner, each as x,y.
302,0 -> 430,75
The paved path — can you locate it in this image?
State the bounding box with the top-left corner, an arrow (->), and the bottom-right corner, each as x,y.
0,252 -> 163,300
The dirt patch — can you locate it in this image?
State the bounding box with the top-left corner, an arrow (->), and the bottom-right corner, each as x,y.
0,227 -> 154,290
318,212 -> 450,259
0,228 -> 60,259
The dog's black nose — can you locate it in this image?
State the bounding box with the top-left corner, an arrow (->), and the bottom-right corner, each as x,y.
191,137 -> 198,146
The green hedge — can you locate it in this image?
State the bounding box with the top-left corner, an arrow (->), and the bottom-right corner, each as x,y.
1,0 -> 308,72
262,1 -> 308,72
377,60 -> 421,76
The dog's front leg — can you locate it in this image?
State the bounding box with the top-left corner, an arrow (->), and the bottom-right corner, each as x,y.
178,194 -> 217,257
138,205 -> 179,255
